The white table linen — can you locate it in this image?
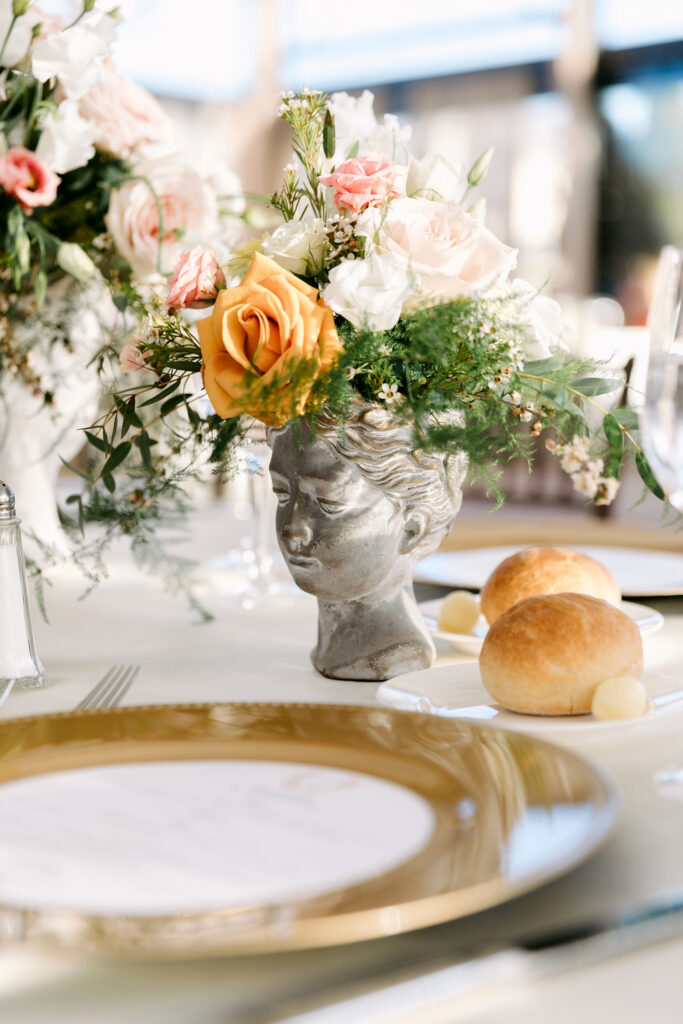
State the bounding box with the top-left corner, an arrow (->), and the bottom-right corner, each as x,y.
0,500 -> 682,1022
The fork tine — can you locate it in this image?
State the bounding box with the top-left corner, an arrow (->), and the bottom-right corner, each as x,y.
76,665 -> 140,711
105,665 -> 140,708
75,665 -> 119,711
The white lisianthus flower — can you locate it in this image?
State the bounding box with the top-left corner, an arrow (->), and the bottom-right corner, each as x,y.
0,6 -> 62,68
56,242 -> 97,281
406,153 -> 466,203
36,100 -> 96,174
32,10 -> 115,99
382,197 -> 516,306
508,279 -> 568,359
323,251 -> 414,332
261,217 -> 327,277
328,90 -> 412,165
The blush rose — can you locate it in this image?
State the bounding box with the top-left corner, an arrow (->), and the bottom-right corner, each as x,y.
105,162 -> 217,277
78,62 -> 173,160
382,197 -> 517,303
319,155 -> 400,214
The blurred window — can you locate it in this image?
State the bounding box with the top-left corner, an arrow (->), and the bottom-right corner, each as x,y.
112,0 -> 256,100
277,0 -> 567,90
597,0 -> 683,50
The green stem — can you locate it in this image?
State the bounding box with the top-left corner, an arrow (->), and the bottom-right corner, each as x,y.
0,14 -> 18,65
23,79 -> 42,143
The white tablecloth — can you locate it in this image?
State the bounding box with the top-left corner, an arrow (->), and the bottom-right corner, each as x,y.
1,501 -> 683,1023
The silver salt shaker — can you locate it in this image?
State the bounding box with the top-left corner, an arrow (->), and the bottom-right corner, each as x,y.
0,481 -> 48,698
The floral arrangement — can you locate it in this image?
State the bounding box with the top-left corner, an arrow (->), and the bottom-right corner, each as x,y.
0,0 -> 246,400
66,86 -> 665,603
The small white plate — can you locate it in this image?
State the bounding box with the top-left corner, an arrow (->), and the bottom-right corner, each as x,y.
421,598 -> 665,656
415,545 -> 683,597
377,664 -> 683,745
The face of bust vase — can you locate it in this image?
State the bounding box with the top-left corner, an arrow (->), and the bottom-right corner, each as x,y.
269,427 -> 408,602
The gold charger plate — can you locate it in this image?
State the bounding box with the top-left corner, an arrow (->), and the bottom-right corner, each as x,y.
0,702 -> 617,957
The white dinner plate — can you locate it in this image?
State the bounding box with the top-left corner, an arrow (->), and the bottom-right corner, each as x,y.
415,545 -> 683,597
377,664 -> 683,746
421,597 -> 665,657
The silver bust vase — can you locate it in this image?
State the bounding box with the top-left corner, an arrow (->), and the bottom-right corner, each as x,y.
268,403 -> 465,681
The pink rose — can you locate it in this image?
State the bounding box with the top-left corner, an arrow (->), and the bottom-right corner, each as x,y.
167,247 -> 224,310
382,197 -> 516,304
0,147 -> 60,212
105,161 -> 218,277
319,155 -> 399,214
78,62 -> 173,160
119,343 -> 149,374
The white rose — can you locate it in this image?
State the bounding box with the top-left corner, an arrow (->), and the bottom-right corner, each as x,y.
32,10 -> 115,99
406,153 -> 466,203
328,90 -> 412,165
507,279 -> 568,359
36,100 -> 96,174
105,161 -> 218,277
382,197 -> 516,305
323,251 -> 414,332
261,217 -> 327,277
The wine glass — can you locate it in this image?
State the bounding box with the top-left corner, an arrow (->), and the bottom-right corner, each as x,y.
640,247 -> 683,802
204,419 -> 299,609
639,246 -> 683,510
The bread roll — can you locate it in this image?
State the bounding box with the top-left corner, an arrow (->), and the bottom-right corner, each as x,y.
480,546 -> 621,624
479,593 -> 643,716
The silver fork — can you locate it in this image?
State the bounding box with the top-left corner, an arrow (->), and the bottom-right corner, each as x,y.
75,665 -> 140,711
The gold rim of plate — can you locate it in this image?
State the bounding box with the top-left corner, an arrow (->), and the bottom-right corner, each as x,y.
0,702 -> 618,958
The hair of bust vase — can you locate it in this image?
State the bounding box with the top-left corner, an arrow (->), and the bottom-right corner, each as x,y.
268,404 -> 464,562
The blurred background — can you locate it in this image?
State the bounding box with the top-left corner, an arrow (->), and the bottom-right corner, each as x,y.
47,0 -> 683,518
100,0 -> 683,316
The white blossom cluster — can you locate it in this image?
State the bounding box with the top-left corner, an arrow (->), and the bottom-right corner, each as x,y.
546,436 -> 621,505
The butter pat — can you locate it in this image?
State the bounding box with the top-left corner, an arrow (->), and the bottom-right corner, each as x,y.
591,675 -> 647,721
438,591 -> 480,634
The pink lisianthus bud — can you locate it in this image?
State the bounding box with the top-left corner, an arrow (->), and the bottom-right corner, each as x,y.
166,246 -> 225,310
319,155 -> 399,214
0,147 -> 60,213
119,343 -> 148,374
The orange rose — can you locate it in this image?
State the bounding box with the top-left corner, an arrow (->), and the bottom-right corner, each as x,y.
197,252 -> 342,426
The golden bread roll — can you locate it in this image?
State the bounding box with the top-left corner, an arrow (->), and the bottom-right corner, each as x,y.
480,546 -> 621,624
479,593 -> 643,716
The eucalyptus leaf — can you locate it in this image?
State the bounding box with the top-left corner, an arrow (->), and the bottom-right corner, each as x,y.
102,441 -> 132,476
612,407 -> 640,430
635,451 -> 665,500
160,393 -> 189,415
571,377 -> 623,397
84,430 -> 108,453
603,412 -> 624,453
59,457 -> 90,481
523,355 -> 566,375
140,379 -> 180,408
